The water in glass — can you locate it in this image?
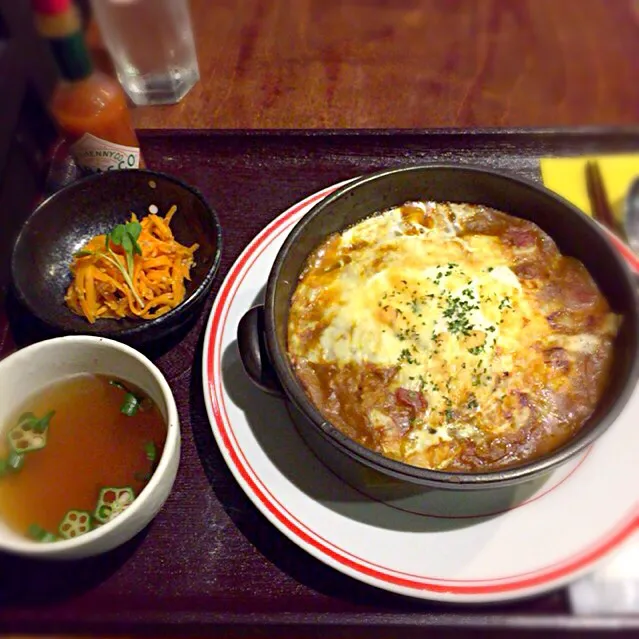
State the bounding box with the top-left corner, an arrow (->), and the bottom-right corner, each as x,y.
90,0 -> 200,106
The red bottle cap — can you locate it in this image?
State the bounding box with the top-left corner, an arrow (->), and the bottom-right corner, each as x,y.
32,0 -> 72,15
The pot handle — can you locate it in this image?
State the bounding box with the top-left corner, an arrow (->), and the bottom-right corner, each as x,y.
237,305 -> 285,397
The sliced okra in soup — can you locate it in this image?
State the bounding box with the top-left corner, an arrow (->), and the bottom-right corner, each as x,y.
93,486 -> 136,524
7,410 -> 55,454
58,509 -> 93,539
8,424 -> 47,454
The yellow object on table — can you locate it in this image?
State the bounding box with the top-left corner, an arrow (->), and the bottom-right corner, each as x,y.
540,154 -> 639,222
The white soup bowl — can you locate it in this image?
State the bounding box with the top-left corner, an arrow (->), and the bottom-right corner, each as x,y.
0,335 -> 180,559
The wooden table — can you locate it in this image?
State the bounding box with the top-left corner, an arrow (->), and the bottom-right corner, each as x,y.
3,127 -> 639,638
3,2 -> 639,636
127,0 -> 639,130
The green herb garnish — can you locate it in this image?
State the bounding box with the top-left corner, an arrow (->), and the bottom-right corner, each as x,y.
442,289 -> 477,337
398,348 -> 416,365
75,221 -> 144,307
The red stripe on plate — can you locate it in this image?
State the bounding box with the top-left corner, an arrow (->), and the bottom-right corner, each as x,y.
599,224 -> 639,273
204,186 -> 639,597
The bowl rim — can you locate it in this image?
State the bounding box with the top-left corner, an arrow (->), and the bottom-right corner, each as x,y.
10,168 -> 223,340
264,163 -> 639,487
0,335 -> 180,556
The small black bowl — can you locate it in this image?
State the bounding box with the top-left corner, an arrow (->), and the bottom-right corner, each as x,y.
11,169 -> 222,346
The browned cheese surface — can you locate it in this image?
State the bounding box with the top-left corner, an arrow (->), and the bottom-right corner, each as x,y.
288,202 -> 620,471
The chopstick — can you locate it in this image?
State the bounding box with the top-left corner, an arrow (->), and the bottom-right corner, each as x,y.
584,161 -> 639,277
585,160 -> 627,240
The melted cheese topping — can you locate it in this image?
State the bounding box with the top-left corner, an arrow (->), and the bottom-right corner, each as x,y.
288,202 -> 619,470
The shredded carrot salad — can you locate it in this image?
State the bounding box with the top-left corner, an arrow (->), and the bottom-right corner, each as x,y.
66,206 -> 199,323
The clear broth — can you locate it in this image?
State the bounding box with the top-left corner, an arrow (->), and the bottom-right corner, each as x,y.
0,373 -> 166,538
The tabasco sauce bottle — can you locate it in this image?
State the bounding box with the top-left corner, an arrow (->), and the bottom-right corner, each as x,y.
32,0 -> 143,174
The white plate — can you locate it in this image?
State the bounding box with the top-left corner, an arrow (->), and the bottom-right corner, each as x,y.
202,182 -> 639,603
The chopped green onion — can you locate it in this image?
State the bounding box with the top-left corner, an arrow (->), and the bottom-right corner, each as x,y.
58,509 -> 93,539
0,458 -> 7,476
135,441 -> 158,482
27,524 -> 45,540
41,531 -> 59,543
7,451 -> 24,472
40,532 -> 59,544
28,524 -> 58,543
144,441 -> 157,463
120,392 -> 140,416
93,486 -> 136,524
109,380 -> 143,416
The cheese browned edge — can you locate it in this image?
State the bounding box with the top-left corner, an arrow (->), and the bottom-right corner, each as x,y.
287,202 -> 620,471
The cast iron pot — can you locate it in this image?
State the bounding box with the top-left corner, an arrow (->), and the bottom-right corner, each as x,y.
238,165 -> 639,490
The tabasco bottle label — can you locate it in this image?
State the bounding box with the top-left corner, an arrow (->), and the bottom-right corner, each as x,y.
70,133 -> 140,174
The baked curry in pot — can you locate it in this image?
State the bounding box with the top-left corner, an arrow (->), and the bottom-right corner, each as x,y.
287,202 -> 620,472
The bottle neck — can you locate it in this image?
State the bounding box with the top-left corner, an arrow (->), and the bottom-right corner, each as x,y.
49,31 -> 93,81
34,5 -> 93,82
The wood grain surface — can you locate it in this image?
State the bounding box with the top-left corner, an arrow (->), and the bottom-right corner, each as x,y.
2,129 -> 639,637
122,0 -> 639,130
